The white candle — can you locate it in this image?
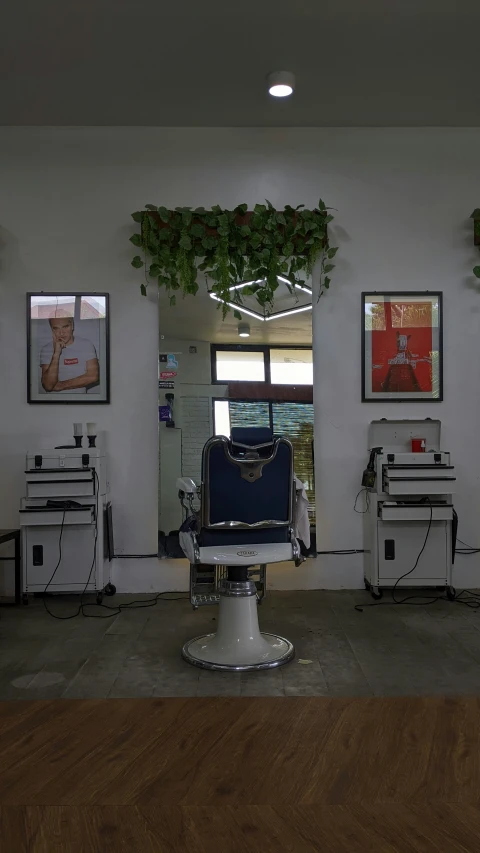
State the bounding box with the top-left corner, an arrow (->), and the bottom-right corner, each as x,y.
86,423 -> 97,436
73,423 -> 83,436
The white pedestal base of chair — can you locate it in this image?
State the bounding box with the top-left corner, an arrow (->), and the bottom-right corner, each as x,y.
182,586 -> 294,672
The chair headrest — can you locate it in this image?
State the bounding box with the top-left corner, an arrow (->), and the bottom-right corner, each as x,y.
230,427 -> 273,447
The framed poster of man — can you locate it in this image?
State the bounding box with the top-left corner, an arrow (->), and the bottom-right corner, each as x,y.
27,293 -> 110,404
362,292 -> 443,402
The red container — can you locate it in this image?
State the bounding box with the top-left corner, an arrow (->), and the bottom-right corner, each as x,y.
411,438 -> 426,453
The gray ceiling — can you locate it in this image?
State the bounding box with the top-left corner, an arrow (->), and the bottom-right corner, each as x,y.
2,0 -> 479,126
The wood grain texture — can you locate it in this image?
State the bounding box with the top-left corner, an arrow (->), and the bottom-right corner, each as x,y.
1,696 -> 479,851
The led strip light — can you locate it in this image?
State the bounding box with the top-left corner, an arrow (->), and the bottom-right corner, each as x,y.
209,276 -> 312,321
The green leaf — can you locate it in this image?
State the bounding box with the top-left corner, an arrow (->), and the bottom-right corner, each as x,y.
145,204 -> 157,210
474,266 -> 480,279
157,206 -> 170,223
323,263 -> 335,273
295,204 -> 305,210
254,204 -> 267,214
470,209 -> 480,219
190,223 -> 205,238
240,225 -> 251,237
194,207 -> 207,214
318,199 -> 326,211
169,295 -> 176,307
276,212 -> 287,226
265,199 -> 275,210
202,236 -> 217,250
234,203 -> 248,216
129,233 -> 142,247
131,256 -> 144,269
140,283 -> 147,296
131,211 -> 143,223
149,263 -> 161,277
182,210 -> 193,227
233,310 -> 242,320
323,276 -> 331,289
283,241 -> 294,257
241,286 -> 254,296
327,247 -> 339,259
211,205 -> 223,214
158,229 -> 170,241
325,215 -> 334,224
179,235 -> 192,250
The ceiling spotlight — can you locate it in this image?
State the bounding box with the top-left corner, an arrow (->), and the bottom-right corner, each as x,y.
238,322 -> 250,338
267,71 -> 295,98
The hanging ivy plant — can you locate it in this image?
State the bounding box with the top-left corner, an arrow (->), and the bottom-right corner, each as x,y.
130,200 -> 337,316
472,209 -> 480,280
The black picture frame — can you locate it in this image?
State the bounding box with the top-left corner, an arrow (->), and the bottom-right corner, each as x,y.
361,291 -> 443,402
27,292 -> 110,404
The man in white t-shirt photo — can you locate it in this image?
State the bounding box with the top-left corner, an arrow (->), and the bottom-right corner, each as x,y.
40,315 -> 99,394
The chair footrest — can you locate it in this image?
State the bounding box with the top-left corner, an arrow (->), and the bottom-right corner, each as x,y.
198,542 -> 294,566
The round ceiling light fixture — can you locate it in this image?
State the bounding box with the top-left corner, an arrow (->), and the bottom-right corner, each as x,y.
238,322 -> 250,338
267,71 -> 295,98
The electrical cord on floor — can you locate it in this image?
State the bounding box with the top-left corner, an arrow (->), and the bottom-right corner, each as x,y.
41,471 -> 189,621
112,554 -> 159,559
317,550 -> 365,555
355,500 -> 451,611
455,537 -> 480,555
356,511 -> 480,612
391,499 -> 433,604
41,510 -> 68,619
42,473 -> 101,620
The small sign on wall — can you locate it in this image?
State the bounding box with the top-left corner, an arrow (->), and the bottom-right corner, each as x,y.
159,405 -> 171,422
159,380 -> 174,390
159,353 -> 179,368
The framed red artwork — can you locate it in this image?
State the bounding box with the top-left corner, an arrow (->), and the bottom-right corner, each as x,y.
362,292 -> 443,402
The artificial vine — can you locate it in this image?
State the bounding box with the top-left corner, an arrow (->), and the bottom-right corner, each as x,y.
130,200 -> 337,316
472,209 -> 480,280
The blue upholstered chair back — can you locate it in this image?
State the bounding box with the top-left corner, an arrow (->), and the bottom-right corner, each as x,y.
201,428 -> 293,529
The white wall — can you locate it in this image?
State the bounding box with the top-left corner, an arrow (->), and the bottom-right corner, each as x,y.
1,127 -> 479,590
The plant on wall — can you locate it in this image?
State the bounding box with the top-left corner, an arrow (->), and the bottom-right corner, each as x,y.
472,209 -> 480,280
130,200 -> 337,316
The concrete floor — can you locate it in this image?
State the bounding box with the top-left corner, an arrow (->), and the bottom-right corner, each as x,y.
1,590 -> 480,700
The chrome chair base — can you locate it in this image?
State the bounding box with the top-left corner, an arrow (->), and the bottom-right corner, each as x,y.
181,591 -> 294,672
182,632 -> 295,672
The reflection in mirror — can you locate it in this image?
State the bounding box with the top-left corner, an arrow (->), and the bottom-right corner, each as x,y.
158,283 -> 315,561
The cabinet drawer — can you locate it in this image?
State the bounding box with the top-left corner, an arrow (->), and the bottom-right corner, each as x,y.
385,477 -> 456,496
26,470 -> 94,499
380,503 -> 453,522
20,508 -> 94,526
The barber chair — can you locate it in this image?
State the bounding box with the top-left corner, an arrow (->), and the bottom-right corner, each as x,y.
177,427 -> 303,671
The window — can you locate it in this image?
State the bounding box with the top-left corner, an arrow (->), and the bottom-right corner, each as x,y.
214,349 -> 265,382
212,345 -> 312,385
213,399 -> 315,522
272,403 -> 315,517
270,349 -> 313,385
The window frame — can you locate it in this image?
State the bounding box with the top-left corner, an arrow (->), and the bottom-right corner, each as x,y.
211,343 -> 312,386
